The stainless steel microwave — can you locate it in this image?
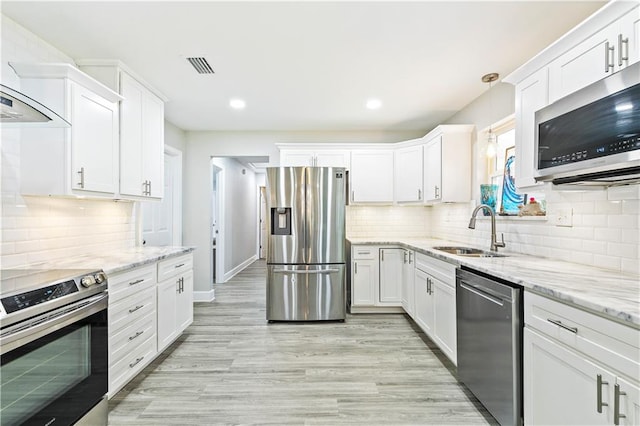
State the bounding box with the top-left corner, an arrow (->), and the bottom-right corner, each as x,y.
535,61 -> 640,186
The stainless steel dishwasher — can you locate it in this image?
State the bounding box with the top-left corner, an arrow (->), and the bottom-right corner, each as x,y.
456,267 -> 523,426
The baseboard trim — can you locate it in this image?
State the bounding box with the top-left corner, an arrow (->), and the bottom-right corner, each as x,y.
223,254 -> 258,282
193,289 -> 216,302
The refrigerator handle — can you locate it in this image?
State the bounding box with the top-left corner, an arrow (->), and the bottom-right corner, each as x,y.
273,268 -> 341,274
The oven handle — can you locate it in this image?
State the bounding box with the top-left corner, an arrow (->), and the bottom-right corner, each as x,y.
0,292 -> 108,355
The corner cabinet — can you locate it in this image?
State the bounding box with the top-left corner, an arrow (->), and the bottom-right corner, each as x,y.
422,125 -> 473,204
78,60 -> 167,200
523,292 -> 640,426
350,245 -> 404,313
350,150 -> 394,203
394,143 -> 424,203
13,62 -> 122,197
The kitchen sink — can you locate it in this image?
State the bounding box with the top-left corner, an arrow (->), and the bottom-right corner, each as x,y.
432,246 -> 506,258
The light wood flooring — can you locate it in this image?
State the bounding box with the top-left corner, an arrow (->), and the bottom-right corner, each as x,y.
108,260 -> 497,425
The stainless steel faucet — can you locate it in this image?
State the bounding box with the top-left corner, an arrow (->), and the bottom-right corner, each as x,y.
468,204 -> 506,252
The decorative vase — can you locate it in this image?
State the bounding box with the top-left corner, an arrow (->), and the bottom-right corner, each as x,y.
480,184 -> 498,216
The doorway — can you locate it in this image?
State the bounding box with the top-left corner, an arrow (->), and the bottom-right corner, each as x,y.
259,186 -> 267,259
143,146 -> 182,246
211,163 -> 224,284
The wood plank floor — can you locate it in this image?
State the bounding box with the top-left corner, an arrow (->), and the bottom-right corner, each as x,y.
109,260 -> 497,425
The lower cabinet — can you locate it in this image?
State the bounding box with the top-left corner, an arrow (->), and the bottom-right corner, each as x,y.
350,245 -> 404,313
413,268 -> 434,336
107,252 -> 194,397
379,248 -> 403,305
401,250 -> 415,317
524,292 -> 640,426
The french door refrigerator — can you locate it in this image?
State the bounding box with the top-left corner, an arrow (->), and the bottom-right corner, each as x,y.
265,167 -> 346,321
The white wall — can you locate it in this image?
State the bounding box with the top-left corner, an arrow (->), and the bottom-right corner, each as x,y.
1,15 -> 137,269
164,121 -> 187,153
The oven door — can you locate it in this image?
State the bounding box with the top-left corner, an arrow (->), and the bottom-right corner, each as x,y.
0,293 -> 108,426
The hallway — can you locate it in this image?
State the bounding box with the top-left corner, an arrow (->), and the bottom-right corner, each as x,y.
109,260 -> 496,425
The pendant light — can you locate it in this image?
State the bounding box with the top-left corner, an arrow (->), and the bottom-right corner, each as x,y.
482,72 -> 499,158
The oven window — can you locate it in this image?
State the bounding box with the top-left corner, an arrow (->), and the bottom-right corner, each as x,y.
0,326 -> 91,425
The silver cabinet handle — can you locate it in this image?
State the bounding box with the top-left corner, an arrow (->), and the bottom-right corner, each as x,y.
547,318 -> 578,334
351,190 -> 355,202
409,252 -> 413,264
357,251 -> 370,255
404,251 -> 408,264
77,167 -> 85,188
427,277 -> 432,295
381,250 -> 384,261
175,263 -> 185,268
142,180 -> 147,195
618,34 -> 629,66
605,41 -> 615,73
435,185 -> 440,198
273,268 -> 340,274
354,262 -> 358,274
597,374 -> 609,413
129,279 -> 145,286
128,305 -> 144,314
128,331 -> 144,341
129,356 -> 144,368
614,384 -> 627,425
148,180 -> 152,196
418,189 -> 422,200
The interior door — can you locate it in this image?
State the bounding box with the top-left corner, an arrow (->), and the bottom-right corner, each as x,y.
305,167 -> 346,264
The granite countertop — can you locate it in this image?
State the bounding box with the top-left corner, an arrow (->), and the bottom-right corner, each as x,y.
35,246 -> 195,275
348,238 -> 640,328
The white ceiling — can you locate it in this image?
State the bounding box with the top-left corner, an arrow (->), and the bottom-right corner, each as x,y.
2,1 -> 606,132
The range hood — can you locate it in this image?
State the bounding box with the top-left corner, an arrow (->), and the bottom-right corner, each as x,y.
0,84 -> 70,127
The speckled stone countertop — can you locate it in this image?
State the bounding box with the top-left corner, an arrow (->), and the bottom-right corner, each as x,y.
348,238 -> 640,328
39,246 -> 195,275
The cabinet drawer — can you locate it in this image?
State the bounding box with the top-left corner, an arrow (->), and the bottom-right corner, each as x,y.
157,254 -> 193,282
109,309 -> 157,367
109,333 -> 157,397
352,246 -> 377,260
107,264 -> 156,302
415,252 -> 456,287
525,291 -> 640,379
109,287 -> 156,334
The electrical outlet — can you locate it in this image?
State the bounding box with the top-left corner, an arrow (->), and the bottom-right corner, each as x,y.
556,208 -> 573,227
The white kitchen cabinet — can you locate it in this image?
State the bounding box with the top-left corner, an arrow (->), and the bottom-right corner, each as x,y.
14,63 -> 122,197
379,248 -> 403,305
548,5 -> 640,103
394,144 -> 423,203
524,292 -> 640,426
78,60 -> 166,199
401,249 -> 415,318
422,125 -> 473,204
350,150 -> 394,203
157,254 -> 195,351
513,67 -> 549,190
279,148 -> 350,168
350,246 -> 377,308
414,252 -> 457,364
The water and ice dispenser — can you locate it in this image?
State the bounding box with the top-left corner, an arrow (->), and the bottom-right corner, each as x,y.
270,207 -> 291,235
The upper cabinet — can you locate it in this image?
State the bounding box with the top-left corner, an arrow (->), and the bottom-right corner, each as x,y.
422,125 -> 473,204
350,149 -> 394,203
13,62 -> 123,197
394,142 -> 423,203
548,5 -> 639,103
78,60 -> 167,200
505,2 -> 639,191
278,146 -> 350,168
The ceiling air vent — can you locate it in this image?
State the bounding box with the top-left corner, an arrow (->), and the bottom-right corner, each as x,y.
186,57 -> 214,74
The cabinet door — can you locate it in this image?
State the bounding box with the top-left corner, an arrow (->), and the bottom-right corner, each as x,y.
433,278 -> 457,365
280,150 -> 315,166
315,150 -> 351,168
394,145 -> 423,202
119,73 -> 144,196
176,270 -> 194,333
142,92 -> 165,199
514,68 -> 548,190
616,376 -> 640,426
423,137 -> 442,202
548,24 -> 618,103
71,82 -> 118,195
157,277 -> 178,351
350,150 -> 394,203
401,251 -> 415,317
351,259 -> 376,306
379,248 -> 403,305
414,269 -> 434,336
619,5 -> 640,68
524,327 -> 615,426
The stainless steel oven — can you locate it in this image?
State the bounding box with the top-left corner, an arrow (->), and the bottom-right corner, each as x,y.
0,269 -> 109,426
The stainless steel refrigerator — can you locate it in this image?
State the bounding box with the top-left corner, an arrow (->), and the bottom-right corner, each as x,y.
265,167 -> 346,321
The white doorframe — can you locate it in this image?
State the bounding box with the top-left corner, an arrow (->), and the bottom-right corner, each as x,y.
165,146 -> 183,246
210,161 -> 225,284
258,186 -> 267,259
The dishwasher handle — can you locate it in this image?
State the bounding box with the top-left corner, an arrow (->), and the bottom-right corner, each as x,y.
459,281 -> 505,306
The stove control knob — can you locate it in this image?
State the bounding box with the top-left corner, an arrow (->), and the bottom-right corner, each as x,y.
81,275 -> 97,288
94,272 -> 107,284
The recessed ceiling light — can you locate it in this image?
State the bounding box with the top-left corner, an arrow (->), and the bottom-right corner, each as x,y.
230,98 -> 246,109
366,98 -> 382,110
